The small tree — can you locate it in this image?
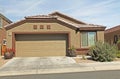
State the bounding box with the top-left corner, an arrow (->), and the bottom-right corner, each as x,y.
89,41 -> 117,62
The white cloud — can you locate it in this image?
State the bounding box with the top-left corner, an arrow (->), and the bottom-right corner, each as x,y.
69,0 -> 116,17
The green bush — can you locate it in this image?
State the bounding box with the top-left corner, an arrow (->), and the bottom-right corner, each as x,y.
89,41 -> 117,62
116,51 -> 120,58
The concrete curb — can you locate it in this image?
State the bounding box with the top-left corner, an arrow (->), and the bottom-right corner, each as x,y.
0,65 -> 120,76
0,67 -> 95,76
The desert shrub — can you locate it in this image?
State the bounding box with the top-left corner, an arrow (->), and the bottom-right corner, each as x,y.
68,46 -> 76,57
89,41 -> 117,62
116,51 -> 120,58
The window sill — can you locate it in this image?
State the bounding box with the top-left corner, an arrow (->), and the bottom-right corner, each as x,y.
81,45 -> 94,48
81,46 -> 89,48
76,48 -> 89,50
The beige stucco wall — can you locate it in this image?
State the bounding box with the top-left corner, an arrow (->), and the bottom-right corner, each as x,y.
6,22 -> 80,49
97,31 -> 104,42
6,21 -> 105,52
0,18 -> 10,44
3,19 -> 10,26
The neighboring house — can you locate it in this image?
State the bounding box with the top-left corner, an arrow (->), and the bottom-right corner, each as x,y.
0,13 -> 12,44
0,13 -> 12,55
105,25 -> 120,45
5,12 -> 106,57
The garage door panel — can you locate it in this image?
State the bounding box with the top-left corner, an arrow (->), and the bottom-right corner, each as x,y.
16,34 -> 67,57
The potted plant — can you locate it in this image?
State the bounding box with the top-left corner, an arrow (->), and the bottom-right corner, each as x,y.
68,46 -> 76,57
4,48 -> 15,59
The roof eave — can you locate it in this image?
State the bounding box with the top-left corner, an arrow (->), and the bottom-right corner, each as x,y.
49,11 -> 86,24
5,18 -> 78,31
0,13 -> 12,23
105,25 -> 120,34
79,26 -> 106,31
5,19 -> 26,30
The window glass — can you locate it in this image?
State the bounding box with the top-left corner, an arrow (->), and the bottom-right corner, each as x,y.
81,32 -> 96,47
88,32 -> 96,46
113,35 -> 118,44
81,32 -> 88,47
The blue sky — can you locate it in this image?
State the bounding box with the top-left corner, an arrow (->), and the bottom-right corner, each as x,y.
0,0 -> 120,28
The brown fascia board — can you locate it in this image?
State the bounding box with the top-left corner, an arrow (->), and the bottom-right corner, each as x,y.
79,26 -> 106,31
25,17 -> 78,30
56,19 -> 77,30
0,13 -> 12,23
5,19 -> 26,30
49,11 -> 86,24
5,18 -> 78,30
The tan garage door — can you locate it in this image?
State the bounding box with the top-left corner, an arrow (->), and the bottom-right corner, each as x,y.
15,34 -> 68,57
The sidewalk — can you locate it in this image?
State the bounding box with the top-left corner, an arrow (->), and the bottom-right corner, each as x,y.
0,57 -> 120,76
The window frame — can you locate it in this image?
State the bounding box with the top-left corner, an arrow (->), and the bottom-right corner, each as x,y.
81,32 -> 88,48
81,31 -> 96,48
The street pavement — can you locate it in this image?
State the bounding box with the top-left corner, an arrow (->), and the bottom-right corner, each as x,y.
1,57 -> 120,76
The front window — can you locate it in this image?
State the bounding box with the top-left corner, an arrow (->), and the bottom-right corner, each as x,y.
0,18 -> 2,28
113,35 -> 118,44
81,32 -> 96,47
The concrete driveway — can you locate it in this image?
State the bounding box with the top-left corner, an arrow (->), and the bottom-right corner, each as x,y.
1,57 -> 120,76
0,57 -> 80,72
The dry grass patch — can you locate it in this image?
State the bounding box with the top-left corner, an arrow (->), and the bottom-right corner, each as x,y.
73,56 -> 97,63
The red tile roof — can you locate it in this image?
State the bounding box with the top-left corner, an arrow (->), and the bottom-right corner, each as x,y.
49,11 -> 86,24
105,25 -> 120,33
4,11 -> 106,30
25,15 -> 57,19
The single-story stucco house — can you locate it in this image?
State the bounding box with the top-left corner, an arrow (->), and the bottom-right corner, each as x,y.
0,13 -> 12,44
5,12 -> 106,57
105,25 -> 120,45
0,13 -> 12,55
